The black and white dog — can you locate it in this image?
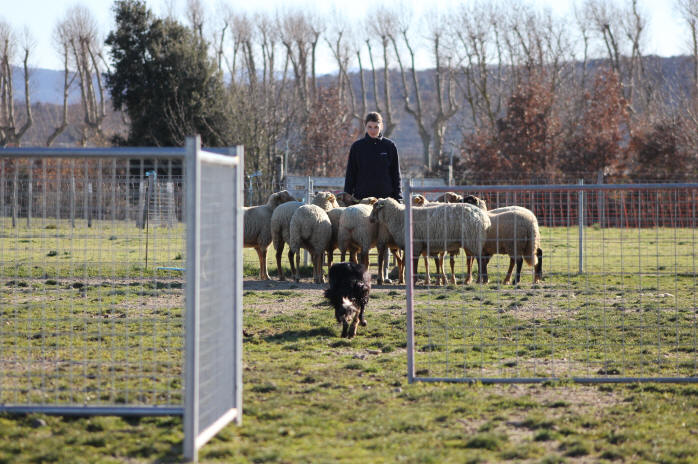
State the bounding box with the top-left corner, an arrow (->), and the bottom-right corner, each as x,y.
324,262 -> 371,338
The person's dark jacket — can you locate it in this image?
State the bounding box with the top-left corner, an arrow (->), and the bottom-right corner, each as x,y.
343,133 -> 402,201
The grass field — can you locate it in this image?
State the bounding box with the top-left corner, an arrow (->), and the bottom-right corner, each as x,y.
1,218 -> 697,463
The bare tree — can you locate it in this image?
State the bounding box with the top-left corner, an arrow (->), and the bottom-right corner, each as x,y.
279,10 -> 323,112
367,12 -> 397,137
582,0 -> 648,110
60,6 -> 107,146
0,21 -> 33,147
47,19 -> 77,147
677,0 -> 698,101
388,7 -> 458,172
452,2 -> 501,131
186,0 -> 205,39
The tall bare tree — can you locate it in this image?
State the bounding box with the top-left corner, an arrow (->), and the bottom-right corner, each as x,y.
677,0 -> 698,101
367,12 -> 397,137
0,21 -> 33,147
61,6 -> 107,146
388,8 -> 459,172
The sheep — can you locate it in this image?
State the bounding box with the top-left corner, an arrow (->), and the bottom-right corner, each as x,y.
369,197 -> 490,285
409,194 -> 448,285
411,192 -> 472,285
288,192 -> 340,283
271,191 -> 346,281
324,262 -> 371,338
475,206 -> 543,285
327,196 -> 375,270
458,196 -> 543,284
243,190 -> 297,280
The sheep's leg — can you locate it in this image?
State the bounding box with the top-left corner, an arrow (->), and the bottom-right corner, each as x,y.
361,251 -> 370,269
327,248 -> 334,270
449,253 -> 456,285
276,246 -> 286,281
438,253 -> 447,286
433,254 -> 444,286
314,252 -> 325,284
341,321 -> 349,338
340,249 -> 346,262
502,258 -> 516,284
534,248 -> 543,283
287,250 -> 295,278
377,247 -> 385,285
292,250 -> 301,282
412,255 -> 420,285
479,255 -> 491,284
393,248 -> 405,284
512,257 -> 523,285
255,247 -> 269,280
350,249 -> 359,264
465,254 -> 473,284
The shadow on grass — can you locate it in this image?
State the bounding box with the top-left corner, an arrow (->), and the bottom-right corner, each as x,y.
263,327 -> 335,343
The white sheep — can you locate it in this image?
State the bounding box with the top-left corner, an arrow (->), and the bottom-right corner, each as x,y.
336,198 -> 380,271
369,197 -> 490,285
288,192 -> 340,283
243,190 -> 297,280
327,196 -> 373,269
272,191 -> 350,281
473,205 -> 542,285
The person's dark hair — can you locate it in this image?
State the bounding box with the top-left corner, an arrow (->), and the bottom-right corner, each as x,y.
364,112 -> 383,126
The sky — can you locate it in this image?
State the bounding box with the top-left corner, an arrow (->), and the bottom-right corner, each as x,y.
4,0 -> 692,74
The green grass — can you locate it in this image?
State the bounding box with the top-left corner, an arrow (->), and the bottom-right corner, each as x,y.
0,218 -> 697,462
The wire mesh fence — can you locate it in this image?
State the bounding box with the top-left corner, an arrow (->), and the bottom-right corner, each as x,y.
0,153 -> 186,410
404,183 -> 698,383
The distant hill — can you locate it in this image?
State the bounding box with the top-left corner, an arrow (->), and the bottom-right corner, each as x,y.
12,66 -> 84,105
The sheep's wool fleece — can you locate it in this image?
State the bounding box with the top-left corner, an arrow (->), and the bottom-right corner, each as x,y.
486,207 -> 541,266
289,204 -> 332,254
373,198 -> 491,256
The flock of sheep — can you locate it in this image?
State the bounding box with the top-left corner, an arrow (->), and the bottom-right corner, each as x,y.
243,189 -> 543,287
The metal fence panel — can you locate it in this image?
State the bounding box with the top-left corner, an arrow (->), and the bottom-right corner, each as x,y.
1,141 -> 244,461
0,150 -> 186,413
184,140 -> 243,461
404,182 -> 698,384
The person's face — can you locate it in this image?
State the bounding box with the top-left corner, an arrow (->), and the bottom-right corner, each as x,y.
366,121 -> 381,139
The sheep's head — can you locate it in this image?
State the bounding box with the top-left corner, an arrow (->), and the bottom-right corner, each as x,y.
411,194 -> 427,206
369,200 -> 385,224
360,196 -> 378,205
437,191 -> 464,203
268,190 -> 297,209
336,192 -> 359,207
312,191 -> 340,211
463,195 -> 487,211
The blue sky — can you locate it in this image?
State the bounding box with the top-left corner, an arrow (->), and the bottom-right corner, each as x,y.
5,0 -> 691,73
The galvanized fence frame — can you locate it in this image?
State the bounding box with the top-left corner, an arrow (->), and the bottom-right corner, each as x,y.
0,139 -> 243,461
404,181 -> 698,384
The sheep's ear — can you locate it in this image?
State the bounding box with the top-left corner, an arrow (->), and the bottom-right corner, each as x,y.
367,197 -> 377,205
328,193 -> 336,202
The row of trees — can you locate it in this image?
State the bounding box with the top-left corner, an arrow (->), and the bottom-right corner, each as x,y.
1,0 -> 697,193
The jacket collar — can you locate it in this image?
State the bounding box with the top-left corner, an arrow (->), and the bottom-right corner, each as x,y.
364,132 -> 384,141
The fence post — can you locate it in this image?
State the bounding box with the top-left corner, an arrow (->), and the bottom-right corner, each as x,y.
303,176 -> 313,267
27,163 -> 32,228
597,169 -> 604,228
404,178 -> 415,383
578,178 -> 584,274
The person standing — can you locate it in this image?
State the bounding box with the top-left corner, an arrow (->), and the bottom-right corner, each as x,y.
343,112 -> 402,202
